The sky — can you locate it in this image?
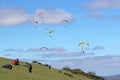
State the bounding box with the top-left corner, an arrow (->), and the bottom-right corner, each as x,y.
0,0 -> 120,76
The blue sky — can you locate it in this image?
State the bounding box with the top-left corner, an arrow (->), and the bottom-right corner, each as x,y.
0,0 -> 120,76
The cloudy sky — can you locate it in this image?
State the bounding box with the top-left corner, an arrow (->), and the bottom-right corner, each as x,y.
0,0 -> 120,76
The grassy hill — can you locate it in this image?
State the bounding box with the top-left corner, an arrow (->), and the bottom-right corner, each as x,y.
0,57 -> 97,80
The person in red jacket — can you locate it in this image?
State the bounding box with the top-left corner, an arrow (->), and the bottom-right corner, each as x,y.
12,58 -> 19,65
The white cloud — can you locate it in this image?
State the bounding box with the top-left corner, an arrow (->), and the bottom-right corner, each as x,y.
92,46 -> 105,50
0,8 -> 31,26
83,0 -> 120,21
39,51 -> 94,59
87,11 -> 102,19
4,48 -> 24,52
34,8 -> 74,24
26,47 -> 66,52
26,48 -> 41,52
83,0 -> 120,9
86,11 -> 120,21
48,47 -> 66,52
4,47 -> 66,53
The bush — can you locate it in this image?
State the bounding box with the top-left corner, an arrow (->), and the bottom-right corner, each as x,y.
32,60 -> 38,64
87,71 -> 96,76
62,67 -> 105,80
62,66 -> 71,71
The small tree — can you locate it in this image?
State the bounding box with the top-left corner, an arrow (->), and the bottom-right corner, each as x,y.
32,60 -> 38,64
62,66 -> 71,71
87,71 -> 96,76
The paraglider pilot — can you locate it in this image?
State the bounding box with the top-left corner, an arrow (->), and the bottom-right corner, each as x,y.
26,63 -> 32,73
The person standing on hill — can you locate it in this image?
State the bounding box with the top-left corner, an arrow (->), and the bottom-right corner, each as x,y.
28,64 -> 32,73
12,58 -> 19,66
16,58 -> 19,65
26,63 -> 32,73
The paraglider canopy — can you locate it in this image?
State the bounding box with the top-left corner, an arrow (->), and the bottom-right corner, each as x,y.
60,19 -> 69,28
78,42 -> 89,53
44,28 -> 54,37
60,20 -> 69,23
48,30 -> 54,33
40,47 -> 48,51
78,42 -> 89,46
34,21 -> 38,24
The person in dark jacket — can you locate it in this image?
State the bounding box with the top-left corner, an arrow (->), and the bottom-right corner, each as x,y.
28,64 -> 32,73
16,58 -> 19,65
26,63 -> 32,73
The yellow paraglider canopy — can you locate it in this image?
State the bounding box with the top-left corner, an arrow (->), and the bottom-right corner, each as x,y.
78,42 -> 89,53
44,29 -> 54,37
48,30 -> 54,33
78,42 -> 89,46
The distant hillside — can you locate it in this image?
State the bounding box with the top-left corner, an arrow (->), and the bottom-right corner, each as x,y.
0,57 -> 104,80
104,74 -> 120,80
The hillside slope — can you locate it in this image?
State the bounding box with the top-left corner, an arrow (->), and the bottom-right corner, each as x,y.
0,57 -> 93,80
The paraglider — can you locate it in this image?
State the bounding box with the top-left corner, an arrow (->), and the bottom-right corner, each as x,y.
78,42 -> 89,53
44,29 -> 54,37
60,20 -> 69,28
33,10 -> 44,25
40,47 -> 48,51
34,21 -> 38,24
33,20 -> 39,28
48,30 -> 54,37
48,30 -> 54,33
61,20 -> 69,23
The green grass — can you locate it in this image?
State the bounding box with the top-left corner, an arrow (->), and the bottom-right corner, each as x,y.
0,57 -> 93,80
